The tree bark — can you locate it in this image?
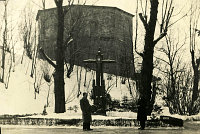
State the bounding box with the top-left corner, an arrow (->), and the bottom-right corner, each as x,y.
192,67 -> 199,103
140,0 -> 159,115
190,50 -> 199,114
54,0 -> 66,113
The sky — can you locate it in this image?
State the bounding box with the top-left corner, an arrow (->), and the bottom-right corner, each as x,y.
0,0 -> 190,28
1,0 -> 190,34
0,0 -> 135,15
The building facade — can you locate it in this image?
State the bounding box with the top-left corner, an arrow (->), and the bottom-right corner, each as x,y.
36,5 -> 134,77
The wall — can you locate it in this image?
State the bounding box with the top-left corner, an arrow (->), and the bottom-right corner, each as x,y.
37,5 -> 134,77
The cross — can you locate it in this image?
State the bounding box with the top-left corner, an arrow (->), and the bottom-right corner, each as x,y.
83,48 -> 115,115
83,48 -> 115,87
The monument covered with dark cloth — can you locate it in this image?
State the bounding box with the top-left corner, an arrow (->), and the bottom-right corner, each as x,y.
36,5 -> 134,77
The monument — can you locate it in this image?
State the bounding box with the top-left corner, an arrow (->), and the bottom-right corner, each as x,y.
83,48 -> 115,115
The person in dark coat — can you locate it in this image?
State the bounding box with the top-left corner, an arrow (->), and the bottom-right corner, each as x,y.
137,97 -> 147,130
80,92 -> 93,131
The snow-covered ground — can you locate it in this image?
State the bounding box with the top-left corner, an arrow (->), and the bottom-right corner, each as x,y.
23,112 -> 136,120
1,55 -> 200,121
0,55 -> 136,115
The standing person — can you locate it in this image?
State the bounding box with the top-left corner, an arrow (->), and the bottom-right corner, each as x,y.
137,97 -> 147,130
80,92 -> 93,131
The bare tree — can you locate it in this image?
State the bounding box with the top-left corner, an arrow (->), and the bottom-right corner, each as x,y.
0,0 -> 9,83
0,0 -> 16,88
189,2 -> 200,115
30,0 -> 46,79
162,65 -> 192,115
64,1 -> 87,78
39,0 -> 71,113
39,0 -> 89,113
20,3 -> 35,62
135,0 -> 174,115
4,16 -> 17,89
155,32 -> 186,114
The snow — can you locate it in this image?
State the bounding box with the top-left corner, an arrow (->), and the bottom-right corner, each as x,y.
171,113 -> 200,121
0,55 -> 135,116
23,112 -> 134,120
106,111 -> 137,119
1,55 -> 200,122
0,57 -> 45,114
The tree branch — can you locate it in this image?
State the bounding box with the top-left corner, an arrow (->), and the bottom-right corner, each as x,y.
154,56 -> 170,65
153,32 -> 167,46
139,13 -> 149,31
154,66 -> 169,74
39,47 -> 56,68
190,49 -> 196,70
64,36 -> 73,49
135,51 -> 144,57
197,58 -> 200,68
134,1 -> 143,58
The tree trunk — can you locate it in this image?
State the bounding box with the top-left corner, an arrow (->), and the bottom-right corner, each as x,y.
140,0 -> 159,115
169,62 -> 176,97
192,67 -> 199,102
54,1 -> 66,113
1,2 -> 8,83
54,69 -> 65,113
190,66 -> 199,114
190,50 -> 199,115
140,44 -> 154,114
169,61 -> 177,112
